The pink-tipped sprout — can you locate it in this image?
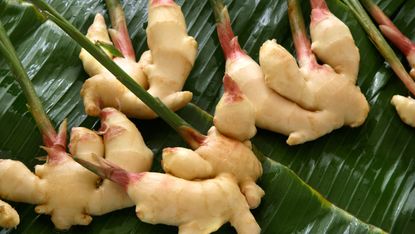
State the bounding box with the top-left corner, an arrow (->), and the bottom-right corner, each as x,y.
74,156 -> 143,190
379,25 -> 415,58
362,0 -> 414,57
105,0 -> 136,60
41,119 -> 69,164
310,0 -> 330,23
343,0 -> 415,96
178,126 -> 207,150
361,0 -> 415,78
288,0 -> 319,68
310,0 -> 329,11
210,0 -> 245,61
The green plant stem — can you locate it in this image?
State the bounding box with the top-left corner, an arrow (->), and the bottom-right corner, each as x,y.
360,0 -> 411,54
0,20 -> 57,147
27,0 -> 204,149
209,0 -> 226,24
343,0 -> 415,96
360,0 -> 415,78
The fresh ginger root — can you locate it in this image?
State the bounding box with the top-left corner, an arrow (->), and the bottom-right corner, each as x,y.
0,199 -> 19,228
391,95 -> 415,127
162,126 -> 264,209
76,156 -> 261,234
69,107 -> 154,215
211,0 -> 369,145
0,108 -> 153,229
162,74 -> 263,209
259,0 -> 369,143
1,19 -> 154,229
0,121 -> 98,229
80,0 -> 197,119
214,74 -> 257,141
162,72 -> 262,209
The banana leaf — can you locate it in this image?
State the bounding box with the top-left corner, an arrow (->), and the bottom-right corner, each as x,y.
0,0 -> 414,233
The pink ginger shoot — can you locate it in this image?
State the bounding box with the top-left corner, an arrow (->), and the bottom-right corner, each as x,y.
288,0 -> 319,69
362,0 -> 414,57
177,126 -> 207,150
310,0 -> 330,24
105,0 -> 136,60
210,0 -> 245,61
74,156 -> 143,190
359,0 -> 415,82
41,119 -> 69,164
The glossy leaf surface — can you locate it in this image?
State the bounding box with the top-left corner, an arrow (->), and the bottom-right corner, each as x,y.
0,0 -> 414,233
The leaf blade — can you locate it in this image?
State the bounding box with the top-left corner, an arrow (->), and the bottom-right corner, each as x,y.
0,0 -> 414,233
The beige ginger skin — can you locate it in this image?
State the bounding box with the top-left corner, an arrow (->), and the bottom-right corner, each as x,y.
162,126 -> 264,209
0,199 -> 19,228
76,157 -> 261,234
69,107 -> 153,215
162,73 -> 262,210
391,95 -> 415,127
0,108 -> 153,229
214,74 -> 257,141
162,73 -> 263,209
80,0 -> 197,119
214,0 -> 369,145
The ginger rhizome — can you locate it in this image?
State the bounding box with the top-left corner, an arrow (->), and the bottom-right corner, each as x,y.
69,107 -> 153,215
80,0 -> 197,119
162,74 -> 263,209
391,95 -> 415,128
76,156 -> 261,234
211,0 -> 369,145
162,126 -> 264,209
0,199 -> 19,228
160,69 -> 264,208
0,108 -> 153,229
214,74 -> 257,141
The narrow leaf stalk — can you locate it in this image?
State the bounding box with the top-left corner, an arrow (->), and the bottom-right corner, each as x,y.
27,0 -> 205,149
0,20 -> 58,147
343,0 -> 415,96
361,0 -> 413,55
209,0 -> 245,60
287,0 -> 318,68
74,156 -> 143,189
105,0 -> 136,60
360,0 -> 415,78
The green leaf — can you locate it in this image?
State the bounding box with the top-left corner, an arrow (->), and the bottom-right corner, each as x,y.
95,40 -> 124,58
0,0 -> 414,233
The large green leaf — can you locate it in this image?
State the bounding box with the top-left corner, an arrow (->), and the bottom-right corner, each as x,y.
0,0 -> 414,233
